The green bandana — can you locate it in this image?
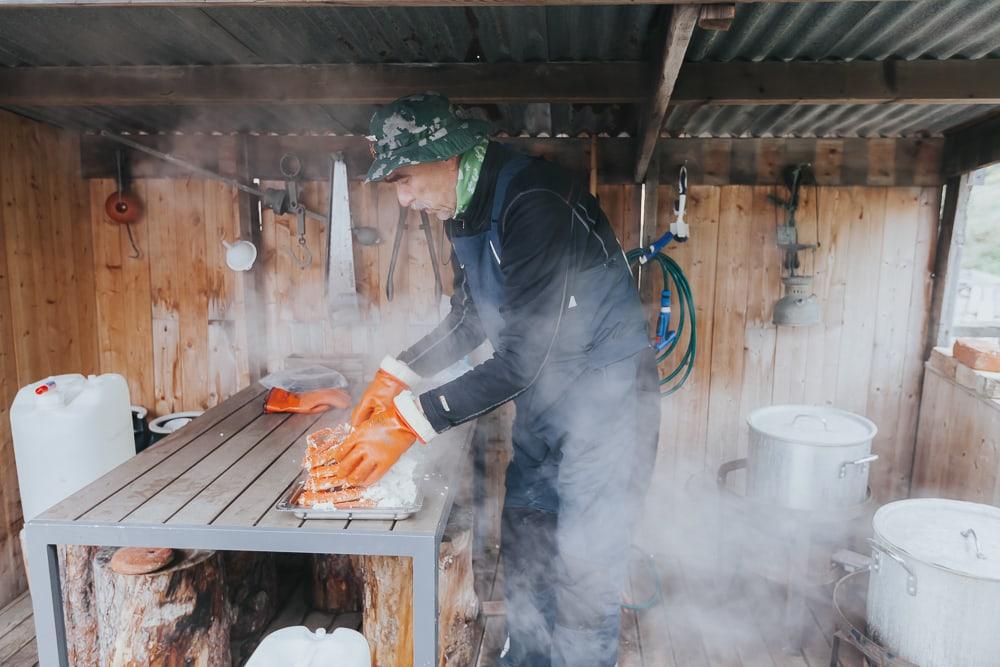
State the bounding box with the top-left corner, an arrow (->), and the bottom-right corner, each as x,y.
455,139 -> 489,216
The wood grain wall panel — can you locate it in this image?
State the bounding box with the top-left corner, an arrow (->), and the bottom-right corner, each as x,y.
615,182 -> 941,503
911,368 -> 1000,505
0,110 -> 97,607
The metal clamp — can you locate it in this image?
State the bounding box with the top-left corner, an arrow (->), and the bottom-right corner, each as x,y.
869,539 -> 917,596
791,413 -> 829,430
961,528 -> 988,560
839,454 -> 879,479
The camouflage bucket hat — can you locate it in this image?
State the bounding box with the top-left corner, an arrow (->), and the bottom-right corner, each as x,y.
365,92 -> 491,182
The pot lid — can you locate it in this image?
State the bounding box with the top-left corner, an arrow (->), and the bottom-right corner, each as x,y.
873,499 -> 1000,580
747,405 -> 877,446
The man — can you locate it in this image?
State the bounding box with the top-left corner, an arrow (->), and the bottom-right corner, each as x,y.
333,93 -> 660,666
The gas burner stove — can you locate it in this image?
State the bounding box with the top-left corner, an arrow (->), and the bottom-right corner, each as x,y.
831,569 -> 919,667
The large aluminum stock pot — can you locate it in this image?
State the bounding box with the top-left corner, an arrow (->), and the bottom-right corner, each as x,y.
745,405 -> 878,511
867,499 -> 1000,667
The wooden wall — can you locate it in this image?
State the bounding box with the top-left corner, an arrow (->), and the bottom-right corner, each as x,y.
911,363 -> 1000,504
87,176 -> 452,416
0,110 -> 98,607
85,175 -> 939,504
598,183 -> 940,503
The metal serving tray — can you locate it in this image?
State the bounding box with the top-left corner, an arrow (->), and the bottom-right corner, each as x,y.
275,474 -> 423,521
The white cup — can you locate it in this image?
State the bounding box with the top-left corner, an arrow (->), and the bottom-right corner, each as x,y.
222,239 -> 257,271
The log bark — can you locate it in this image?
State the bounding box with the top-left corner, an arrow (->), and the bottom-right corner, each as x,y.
438,509 -> 480,667
360,508 -> 480,667
308,554 -> 362,612
361,554 -> 413,667
93,548 -> 232,667
223,551 -> 278,639
58,545 -> 100,667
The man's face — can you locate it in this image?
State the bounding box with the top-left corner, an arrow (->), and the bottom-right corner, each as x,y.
386,157 -> 460,221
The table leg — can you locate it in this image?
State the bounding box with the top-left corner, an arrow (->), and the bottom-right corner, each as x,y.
412,537 -> 440,667
24,529 -> 68,667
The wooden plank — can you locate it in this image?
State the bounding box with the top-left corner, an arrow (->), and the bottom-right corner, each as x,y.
943,110 -> 1000,176
0,116 -> 27,608
704,186 -> 753,471
175,177 -> 212,410
0,593 -> 32,638
78,392 -> 268,522
926,175 -> 971,354
864,188 -> 922,501
4,636 -> 37,667
0,617 -> 36,664
736,186 -> 780,457
122,412 -> 292,524
80,135 -> 946,187
262,580 -> 309,636
635,5 -> 700,183
168,411 -> 323,525
39,383 -> 264,521
833,188 -> 884,415
9,59 -> 998,107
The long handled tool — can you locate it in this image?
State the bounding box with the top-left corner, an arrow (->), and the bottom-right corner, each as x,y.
385,208 -> 443,303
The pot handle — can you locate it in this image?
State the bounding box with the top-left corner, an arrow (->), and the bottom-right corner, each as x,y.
839,454 -> 879,479
716,458 -> 747,490
868,538 -> 917,596
961,528 -> 988,560
791,413 -> 829,430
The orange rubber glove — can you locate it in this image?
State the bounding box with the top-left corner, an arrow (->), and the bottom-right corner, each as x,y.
335,391 -> 437,487
264,386 -> 351,414
350,356 -> 420,427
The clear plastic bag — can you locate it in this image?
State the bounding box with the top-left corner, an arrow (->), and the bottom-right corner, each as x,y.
260,365 -> 348,393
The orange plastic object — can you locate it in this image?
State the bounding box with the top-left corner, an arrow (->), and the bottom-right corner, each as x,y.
104,191 -> 143,225
264,387 -> 351,414
336,406 -> 418,488
350,369 -> 409,427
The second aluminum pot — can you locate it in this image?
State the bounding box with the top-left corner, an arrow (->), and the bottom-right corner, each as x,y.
746,405 -> 878,511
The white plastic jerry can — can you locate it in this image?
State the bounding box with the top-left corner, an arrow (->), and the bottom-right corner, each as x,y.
247,626 -> 371,667
9,374 -> 134,520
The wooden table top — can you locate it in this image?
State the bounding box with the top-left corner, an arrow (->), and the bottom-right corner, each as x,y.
36,383 -> 474,539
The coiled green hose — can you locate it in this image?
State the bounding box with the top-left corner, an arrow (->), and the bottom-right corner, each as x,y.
626,245 -> 697,396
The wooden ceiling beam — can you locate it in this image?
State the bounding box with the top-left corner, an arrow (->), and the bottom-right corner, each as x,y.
0,63 -> 648,106
634,5 -> 700,183
942,111 -> 1000,177
3,59 -> 998,108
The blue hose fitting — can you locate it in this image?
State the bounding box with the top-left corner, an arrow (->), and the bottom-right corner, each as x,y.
654,290 -> 676,351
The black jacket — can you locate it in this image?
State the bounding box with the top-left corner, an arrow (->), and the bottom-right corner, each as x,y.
397,142 -> 642,433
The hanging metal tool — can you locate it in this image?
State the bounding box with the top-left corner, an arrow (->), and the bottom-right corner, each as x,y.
104,149 -> 143,258
278,153 -> 312,269
97,132 -> 381,248
385,208 -> 444,303
326,154 -> 363,323
770,164 -> 821,327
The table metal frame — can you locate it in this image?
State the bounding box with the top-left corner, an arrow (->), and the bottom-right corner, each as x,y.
23,383 -> 475,667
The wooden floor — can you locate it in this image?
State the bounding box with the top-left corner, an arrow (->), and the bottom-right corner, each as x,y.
0,592 -> 38,667
5,552 -> 857,667
470,547 -> 855,667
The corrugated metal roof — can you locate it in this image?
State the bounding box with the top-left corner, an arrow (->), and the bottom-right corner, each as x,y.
2,1 -> 1000,138
687,0 -> 1000,62
0,5 -> 658,67
664,103 -> 999,138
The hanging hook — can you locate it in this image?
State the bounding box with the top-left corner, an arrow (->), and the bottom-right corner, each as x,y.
287,206 -> 312,269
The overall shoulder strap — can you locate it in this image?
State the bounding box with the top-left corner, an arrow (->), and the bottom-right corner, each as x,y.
490,154 -> 534,228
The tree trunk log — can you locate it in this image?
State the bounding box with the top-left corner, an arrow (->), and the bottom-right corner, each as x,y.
361,554 -> 413,667
93,548 -> 232,667
223,551 -> 278,639
359,508 -> 480,667
58,545 -> 100,667
438,509 -> 479,667
308,554 -> 361,612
